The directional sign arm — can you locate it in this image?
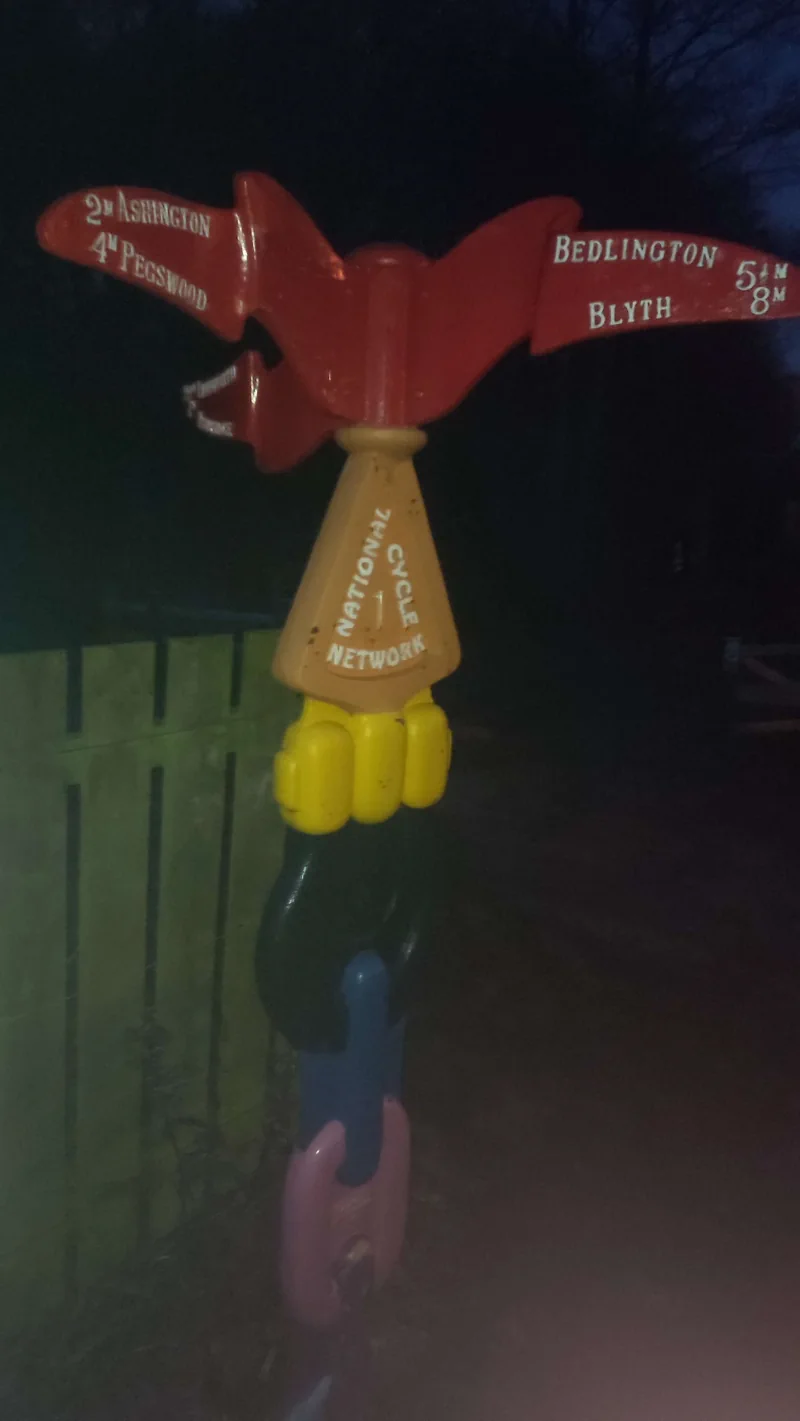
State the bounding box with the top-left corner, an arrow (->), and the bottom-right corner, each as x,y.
236,173 -> 363,421
531,229 -> 799,354
37,186 -> 251,341
183,352 -> 344,472
409,197 -> 582,424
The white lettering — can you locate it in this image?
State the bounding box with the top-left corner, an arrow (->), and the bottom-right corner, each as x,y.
187,364 -> 237,401
196,414 -> 233,438
775,263 -> 788,280
773,286 -> 787,303
588,295 -> 674,332
387,543 -> 418,627
751,286 -> 770,316
84,193 -> 103,226
337,508 -> 392,635
553,231 -> 725,272
90,232 -> 109,264
113,193 -> 213,238
115,239 -> 208,310
324,637 -> 427,673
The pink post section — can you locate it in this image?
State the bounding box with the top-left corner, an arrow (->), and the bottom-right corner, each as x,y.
280,1099 -> 411,1329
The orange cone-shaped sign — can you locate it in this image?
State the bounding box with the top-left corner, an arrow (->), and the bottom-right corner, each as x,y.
272,428 -> 460,713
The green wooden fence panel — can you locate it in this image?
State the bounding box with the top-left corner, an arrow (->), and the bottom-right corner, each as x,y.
149,638 -> 233,1239
0,631 -> 296,1331
69,643 -> 157,1290
0,653 -> 69,1330
0,764 -> 68,1330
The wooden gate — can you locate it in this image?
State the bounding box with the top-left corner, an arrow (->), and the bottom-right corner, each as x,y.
0,631 -> 296,1331
724,637 -> 800,734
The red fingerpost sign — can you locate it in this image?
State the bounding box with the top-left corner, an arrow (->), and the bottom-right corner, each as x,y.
36,176 -> 800,712
37,177 -> 799,473
37,185 -> 247,340
183,351 -> 344,474
38,178 -> 582,442
36,173 -> 355,353
532,229 -> 799,354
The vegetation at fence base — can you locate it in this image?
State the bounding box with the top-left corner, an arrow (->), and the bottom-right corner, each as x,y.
5,1044 -> 297,1421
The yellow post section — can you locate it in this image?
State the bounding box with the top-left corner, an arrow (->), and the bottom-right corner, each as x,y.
271,426 -> 460,832
274,690 -> 452,835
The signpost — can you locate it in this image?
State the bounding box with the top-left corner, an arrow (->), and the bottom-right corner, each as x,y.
37,176 -> 799,730
36,174 -> 799,1413
532,229 -> 796,352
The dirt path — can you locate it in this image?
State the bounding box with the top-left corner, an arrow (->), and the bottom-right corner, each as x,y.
367,736 -> 800,1419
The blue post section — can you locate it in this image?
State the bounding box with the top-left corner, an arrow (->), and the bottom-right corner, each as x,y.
298,1015 -> 406,1155
338,952 -> 389,1188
